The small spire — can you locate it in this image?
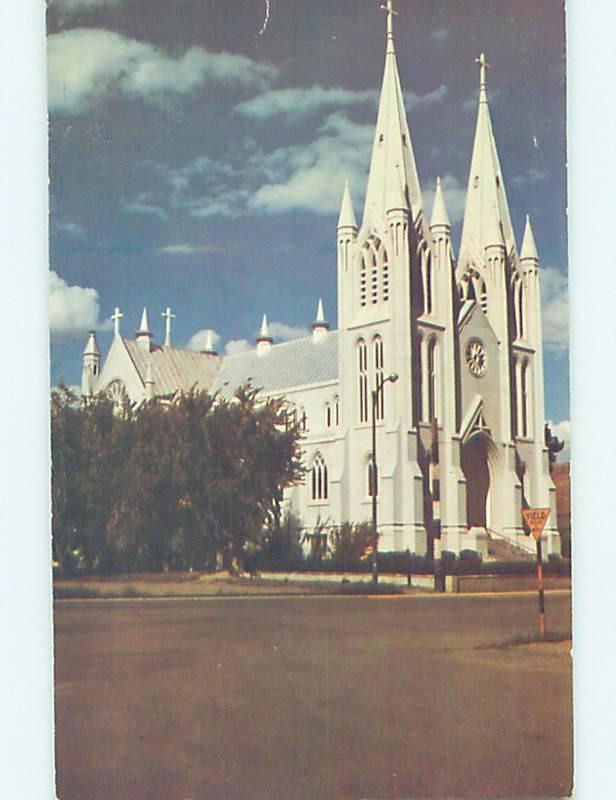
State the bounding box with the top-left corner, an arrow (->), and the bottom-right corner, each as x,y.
256,313 -> 273,356
111,307 -> 123,338
337,180 -> 357,230
200,329 -> 218,355
136,307 -> 153,351
520,214 -> 539,261
312,298 -> 329,343
162,307 -> 175,347
83,330 -> 99,356
430,177 -> 450,229
137,307 -> 152,336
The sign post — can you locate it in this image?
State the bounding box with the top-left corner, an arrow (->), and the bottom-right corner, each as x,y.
522,508 -> 551,639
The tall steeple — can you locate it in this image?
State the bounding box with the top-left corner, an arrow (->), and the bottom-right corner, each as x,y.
459,53 -> 516,264
362,0 -> 423,227
520,214 -> 539,264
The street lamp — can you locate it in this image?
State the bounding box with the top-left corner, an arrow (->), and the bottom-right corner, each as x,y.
371,372 -> 399,583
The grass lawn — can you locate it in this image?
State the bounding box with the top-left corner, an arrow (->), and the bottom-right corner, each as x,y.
54,592 -> 572,800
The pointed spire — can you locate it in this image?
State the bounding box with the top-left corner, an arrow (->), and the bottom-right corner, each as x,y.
256,313 -> 273,355
459,54 -> 516,262
136,307 -> 153,351
520,214 -> 539,262
200,329 -> 218,355
312,298 -> 330,342
83,330 -> 99,357
430,177 -> 450,230
337,180 -> 357,230
363,0 -> 423,225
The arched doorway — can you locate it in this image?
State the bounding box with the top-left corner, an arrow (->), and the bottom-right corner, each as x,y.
461,432 -> 492,528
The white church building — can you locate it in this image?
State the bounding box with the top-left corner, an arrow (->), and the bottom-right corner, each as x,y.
81,8 -> 561,558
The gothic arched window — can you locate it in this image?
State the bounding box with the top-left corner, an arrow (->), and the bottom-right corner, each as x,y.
325,402 -> 332,429
311,453 -> 329,501
428,337 -> 437,422
521,360 -> 529,438
358,338 -> 368,423
334,396 -> 340,427
373,335 -> 385,421
359,237 -> 389,307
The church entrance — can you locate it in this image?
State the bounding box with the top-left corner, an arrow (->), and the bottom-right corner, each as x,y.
461,432 -> 492,528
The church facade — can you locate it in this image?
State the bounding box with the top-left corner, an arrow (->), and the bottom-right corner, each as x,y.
81,12 -> 561,558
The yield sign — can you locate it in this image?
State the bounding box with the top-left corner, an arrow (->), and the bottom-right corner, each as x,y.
522,508 -> 551,541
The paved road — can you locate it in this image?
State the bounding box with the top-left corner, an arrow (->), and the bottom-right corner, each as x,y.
54,593 -> 572,799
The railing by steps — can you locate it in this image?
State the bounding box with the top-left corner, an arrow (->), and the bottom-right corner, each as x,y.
485,528 -> 535,560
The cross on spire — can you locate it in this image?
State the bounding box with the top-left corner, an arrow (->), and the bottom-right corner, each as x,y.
111,307 -> 123,338
380,1 -> 398,44
162,307 -> 175,347
475,52 -> 490,91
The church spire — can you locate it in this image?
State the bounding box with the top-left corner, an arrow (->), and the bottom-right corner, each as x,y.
136,307 -> 153,352
256,313 -> 273,356
430,177 -> 450,231
362,0 -> 423,226
337,180 -> 357,230
520,214 -> 539,263
312,298 -> 330,343
459,53 -> 516,263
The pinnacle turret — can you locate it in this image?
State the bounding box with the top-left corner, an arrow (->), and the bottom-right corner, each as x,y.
136,307 -> 153,351
256,313 -> 273,356
337,181 -> 357,230
83,330 -> 99,357
520,214 -> 539,262
312,298 -> 329,343
430,177 -> 450,230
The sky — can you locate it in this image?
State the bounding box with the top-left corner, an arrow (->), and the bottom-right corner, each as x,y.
47,0 -> 570,434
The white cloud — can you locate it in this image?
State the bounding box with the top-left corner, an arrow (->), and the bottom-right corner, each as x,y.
422,174 -> 467,225
405,85 -> 447,111
158,243 -> 220,255
224,339 -> 253,356
56,221 -> 85,239
546,419 -> 571,461
186,328 -> 221,352
431,29 -> 450,42
541,266 -> 569,351
52,0 -> 124,14
267,321 -> 309,341
512,168 -> 549,187
49,270 -> 111,335
122,194 -> 168,220
48,28 -> 277,113
235,86 -> 378,120
249,112 -> 374,215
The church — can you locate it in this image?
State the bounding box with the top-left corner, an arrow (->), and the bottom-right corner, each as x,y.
81,5 -> 561,558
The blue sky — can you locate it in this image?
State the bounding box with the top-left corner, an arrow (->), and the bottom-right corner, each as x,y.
47,0 -> 569,431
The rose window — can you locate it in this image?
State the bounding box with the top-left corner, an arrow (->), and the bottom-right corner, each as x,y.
465,339 -> 487,377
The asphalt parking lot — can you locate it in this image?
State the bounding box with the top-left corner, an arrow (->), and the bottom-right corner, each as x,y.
54,592 -> 572,799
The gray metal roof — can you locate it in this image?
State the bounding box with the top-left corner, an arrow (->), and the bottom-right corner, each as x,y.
124,340 -> 221,396
213,331 -> 339,397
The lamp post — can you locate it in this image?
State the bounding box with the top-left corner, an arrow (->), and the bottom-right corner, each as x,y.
371,372 -> 399,583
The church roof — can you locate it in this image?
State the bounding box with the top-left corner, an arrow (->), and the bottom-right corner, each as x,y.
213,331 -> 339,398
124,340 -> 221,396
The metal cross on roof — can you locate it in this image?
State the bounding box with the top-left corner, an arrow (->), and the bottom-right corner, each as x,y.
475,52 -> 490,88
380,0 -> 398,38
111,307 -> 123,337
162,307 -> 175,347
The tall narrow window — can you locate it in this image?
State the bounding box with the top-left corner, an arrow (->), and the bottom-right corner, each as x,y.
425,255 -> 433,315
521,360 -> 529,438
311,454 -> 328,501
428,338 -> 437,422
334,396 -> 340,427
374,335 -> 384,420
518,283 -> 525,339
325,402 -> 332,428
359,253 -> 367,306
358,338 -> 368,423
